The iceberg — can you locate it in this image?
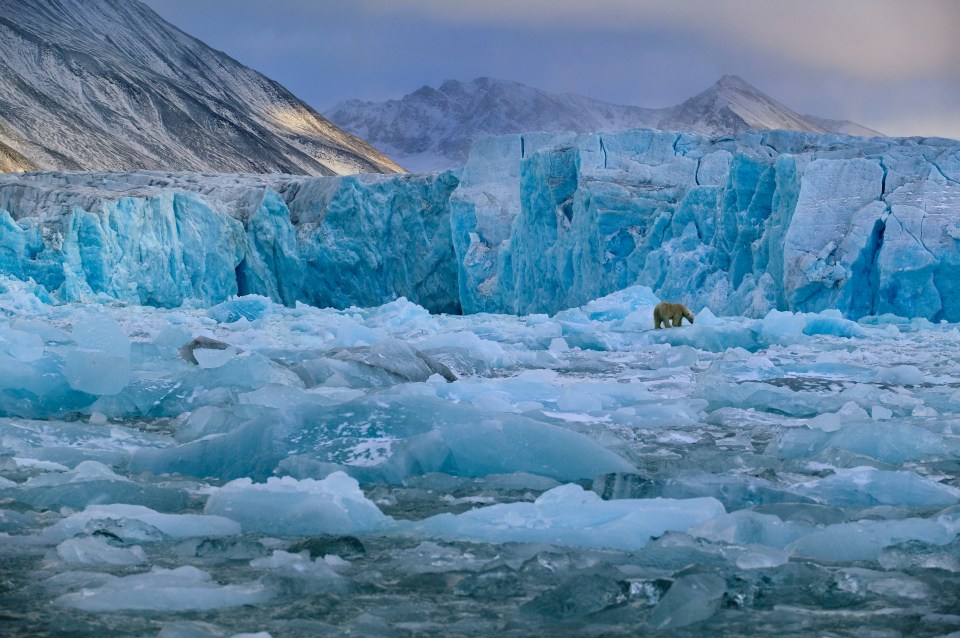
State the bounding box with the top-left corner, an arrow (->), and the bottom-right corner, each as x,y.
54,535 -> 147,565
412,484 -> 725,551
42,504 -> 241,543
54,566 -> 270,612
203,473 -> 394,536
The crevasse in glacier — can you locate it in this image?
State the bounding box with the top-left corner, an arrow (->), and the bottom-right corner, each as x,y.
1,129 -> 959,319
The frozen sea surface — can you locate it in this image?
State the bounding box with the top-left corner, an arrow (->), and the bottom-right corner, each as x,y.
1,283 -> 959,636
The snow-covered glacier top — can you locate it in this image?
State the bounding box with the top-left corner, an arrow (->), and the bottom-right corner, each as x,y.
1,128 -> 958,321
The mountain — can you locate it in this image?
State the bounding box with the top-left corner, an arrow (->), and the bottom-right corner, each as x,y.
0,0 -> 404,175
802,114 -> 884,138
657,74 -> 825,135
326,75 -> 881,171
325,77 -> 663,172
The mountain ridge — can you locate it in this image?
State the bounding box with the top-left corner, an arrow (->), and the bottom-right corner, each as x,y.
0,0 -> 404,175
326,75 -> 883,171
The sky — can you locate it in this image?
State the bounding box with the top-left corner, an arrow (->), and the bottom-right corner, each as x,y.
141,0 -> 960,140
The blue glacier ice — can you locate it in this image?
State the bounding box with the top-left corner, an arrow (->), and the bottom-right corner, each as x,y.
1,129 -> 959,320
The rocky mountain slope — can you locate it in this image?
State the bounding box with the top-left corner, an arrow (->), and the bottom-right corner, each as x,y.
326,75 -> 882,171
0,0 -> 404,175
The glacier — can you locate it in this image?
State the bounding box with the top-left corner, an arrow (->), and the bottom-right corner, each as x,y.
1,128 -> 960,636
1,129 -> 959,320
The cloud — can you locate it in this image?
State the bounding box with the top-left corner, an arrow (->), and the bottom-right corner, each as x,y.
365,0 -> 960,82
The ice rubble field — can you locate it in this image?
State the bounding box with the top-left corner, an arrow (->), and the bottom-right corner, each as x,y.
0,281 -> 958,637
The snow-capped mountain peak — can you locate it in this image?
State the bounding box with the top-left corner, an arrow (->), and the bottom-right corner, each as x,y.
326,75 -> 881,171
658,74 -> 826,134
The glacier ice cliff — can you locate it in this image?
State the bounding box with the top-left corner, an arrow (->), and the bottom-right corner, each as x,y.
0,171 -> 461,314
451,129 -> 960,321
0,128 -> 958,320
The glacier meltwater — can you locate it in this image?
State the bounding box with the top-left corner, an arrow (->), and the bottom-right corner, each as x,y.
0,129 -> 959,637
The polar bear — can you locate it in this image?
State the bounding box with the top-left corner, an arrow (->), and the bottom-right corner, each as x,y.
653,302 -> 694,329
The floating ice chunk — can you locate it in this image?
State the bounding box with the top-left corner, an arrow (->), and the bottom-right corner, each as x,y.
643,469 -> 806,509
204,472 -> 394,536
648,345 -> 700,369
555,388 -> 604,412
469,392 -> 517,413
363,296 -> 435,330
0,329 -> 44,361
691,510 -> 810,548
71,315 -> 129,356
413,484 -> 725,551
238,384 -> 341,410
16,460 -> 188,512
331,338 -> 453,382
55,536 -> 147,565
24,460 -> 123,486
697,377 -> 839,417
760,310 -> 808,345
878,540 -> 960,572
55,565 -> 270,612
649,571 -> 726,629
775,422 -> 958,465
158,622 -> 271,638
249,550 -> 347,593
872,364 -> 926,386
332,319 -> 383,347
12,458 -> 69,472
273,395 -> 635,484
808,401 -> 869,432
871,405 -> 893,420
832,567 -> 933,603
130,405 -> 288,481
521,574 -> 627,619
579,285 -> 660,322
43,504 -> 241,543
0,508 -> 44,533
418,329 -> 509,370
700,347 -> 779,381
787,517 -> 956,562
63,316 -> 131,395
724,544 -> 789,569
802,310 -> 867,338
801,467 -> 960,509
194,346 -> 240,369
206,295 -> 272,323
394,403 -> 636,482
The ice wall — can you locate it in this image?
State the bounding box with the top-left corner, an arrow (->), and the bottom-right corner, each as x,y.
452,130 -> 960,320
1,129 -> 958,320
0,171 -> 461,313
